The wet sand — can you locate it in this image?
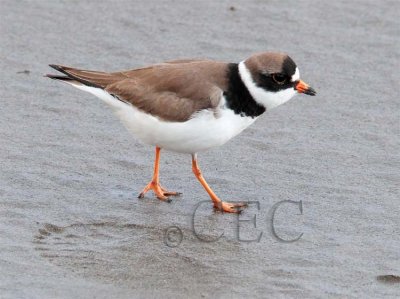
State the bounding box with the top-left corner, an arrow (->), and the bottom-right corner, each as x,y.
1,0 -> 399,298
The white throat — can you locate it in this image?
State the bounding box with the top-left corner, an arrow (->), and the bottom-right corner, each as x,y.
238,61 -> 297,110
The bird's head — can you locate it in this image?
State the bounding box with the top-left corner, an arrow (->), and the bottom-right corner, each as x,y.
239,52 -> 316,110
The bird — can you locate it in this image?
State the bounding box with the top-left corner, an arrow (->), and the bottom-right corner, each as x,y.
46,52 -> 316,213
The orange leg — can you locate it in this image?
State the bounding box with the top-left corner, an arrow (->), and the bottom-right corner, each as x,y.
191,154 -> 248,213
138,147 -> 181,201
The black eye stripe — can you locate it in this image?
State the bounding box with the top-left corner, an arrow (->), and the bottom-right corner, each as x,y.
256,72 -> 295,92
253,56 -> 297,92
272,73 -> 287,84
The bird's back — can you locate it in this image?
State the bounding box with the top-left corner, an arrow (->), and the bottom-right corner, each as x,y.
48,60 -> 230,122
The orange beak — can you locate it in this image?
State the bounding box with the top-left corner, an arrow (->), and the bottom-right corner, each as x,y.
295,80 -> 316,96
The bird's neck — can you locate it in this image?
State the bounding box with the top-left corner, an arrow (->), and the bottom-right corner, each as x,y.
224,63 -> 266,118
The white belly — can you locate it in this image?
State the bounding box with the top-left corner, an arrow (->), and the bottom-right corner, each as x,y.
73,85 -> 257,153
118,104 -> 256,153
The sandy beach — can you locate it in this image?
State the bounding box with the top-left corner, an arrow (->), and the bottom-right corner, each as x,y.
1,0 -> 399,298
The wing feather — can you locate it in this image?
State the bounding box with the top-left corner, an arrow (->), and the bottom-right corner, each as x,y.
48,60 -> 228,122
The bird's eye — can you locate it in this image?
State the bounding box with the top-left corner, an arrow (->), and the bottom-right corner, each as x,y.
272,74 -> 287,85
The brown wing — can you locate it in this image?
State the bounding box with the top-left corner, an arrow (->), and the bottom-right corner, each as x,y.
49,60 -> 229,122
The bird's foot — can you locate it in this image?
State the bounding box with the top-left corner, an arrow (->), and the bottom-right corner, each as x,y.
138,181 -> 181,202
213,201 -> 248,213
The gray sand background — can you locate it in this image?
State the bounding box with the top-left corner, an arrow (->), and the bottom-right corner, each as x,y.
1,0 -> 399,298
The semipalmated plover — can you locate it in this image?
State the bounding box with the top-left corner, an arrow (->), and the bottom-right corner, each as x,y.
47,52 -> 316,213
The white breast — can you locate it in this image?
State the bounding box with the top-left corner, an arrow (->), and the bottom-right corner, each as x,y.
71,84 -> 257,154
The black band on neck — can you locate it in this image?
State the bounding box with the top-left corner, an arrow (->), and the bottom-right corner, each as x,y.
223,63 -> 266,118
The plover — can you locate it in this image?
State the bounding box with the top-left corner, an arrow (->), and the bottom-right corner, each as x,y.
47,52 -> 316,213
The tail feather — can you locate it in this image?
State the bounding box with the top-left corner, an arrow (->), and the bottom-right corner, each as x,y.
47,64 -> 103,88
45,73 -> 75,81
45,73 -> 82,86
46,64 -> 125,89
46,64 -> 130,107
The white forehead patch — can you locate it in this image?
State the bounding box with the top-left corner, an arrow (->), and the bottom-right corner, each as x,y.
291,67 -> 300,82
239,61 -> 297,110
